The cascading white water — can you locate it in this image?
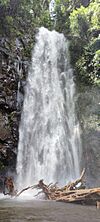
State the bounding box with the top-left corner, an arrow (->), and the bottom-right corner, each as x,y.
16,27 -> 82,189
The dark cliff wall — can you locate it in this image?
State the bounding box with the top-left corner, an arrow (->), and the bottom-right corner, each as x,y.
0,37 -> 29,176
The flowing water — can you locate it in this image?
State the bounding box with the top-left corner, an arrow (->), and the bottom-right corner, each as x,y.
16,27 -> 82,189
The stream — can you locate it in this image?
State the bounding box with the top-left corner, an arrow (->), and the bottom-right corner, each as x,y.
0,197 -> 100,222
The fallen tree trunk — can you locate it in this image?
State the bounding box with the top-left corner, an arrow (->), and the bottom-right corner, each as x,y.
56,188 -> 100,205
4,169 -> 100,206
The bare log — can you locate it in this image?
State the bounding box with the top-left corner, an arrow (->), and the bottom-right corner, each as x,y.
65,168 -> 86,190
16,185 -> 33,197
56,188 -> 100,205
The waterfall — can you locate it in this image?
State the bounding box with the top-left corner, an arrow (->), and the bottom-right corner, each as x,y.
16,27 -> 82,189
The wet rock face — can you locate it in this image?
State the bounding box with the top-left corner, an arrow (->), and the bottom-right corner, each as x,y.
0,112 -> 11,141
0,65 -> 18,111
82,129 -> 100,187
0,65 -> 18,173
77,87 -> 100,187
0,37 -> 29,175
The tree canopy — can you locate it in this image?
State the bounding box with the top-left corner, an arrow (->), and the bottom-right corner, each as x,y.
54,0 -> 100,85
0,0 -> 100,86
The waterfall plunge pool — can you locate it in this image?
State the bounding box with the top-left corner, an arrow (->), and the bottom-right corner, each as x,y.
0,198 -> 99,222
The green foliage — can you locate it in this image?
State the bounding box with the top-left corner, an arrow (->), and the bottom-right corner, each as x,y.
93,50 -> 100,69
55,0 -> 100,86
55,0 -> 85,12
70,6 -> 89,39
92,50 -> 100,78
0,0 -> 10,5
76,53 -> 95,85
55,0 -> 71,34
69,0 -> 100,39
88,0 -> 100,31
0,0 -> 53,64
0,0 -> 99,86
39,10 -> 53,29
69,0 -> 100,86
0,0 -> 51,37
75,40 -> 100,86
5,16 -> 13,25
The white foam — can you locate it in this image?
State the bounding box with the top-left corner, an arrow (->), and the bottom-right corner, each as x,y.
16,27 -> 82,190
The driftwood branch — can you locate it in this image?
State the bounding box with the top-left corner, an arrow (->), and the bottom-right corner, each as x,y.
66,168 -> 86,190
16,186 -> 33,197
3,169 -> 100,206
